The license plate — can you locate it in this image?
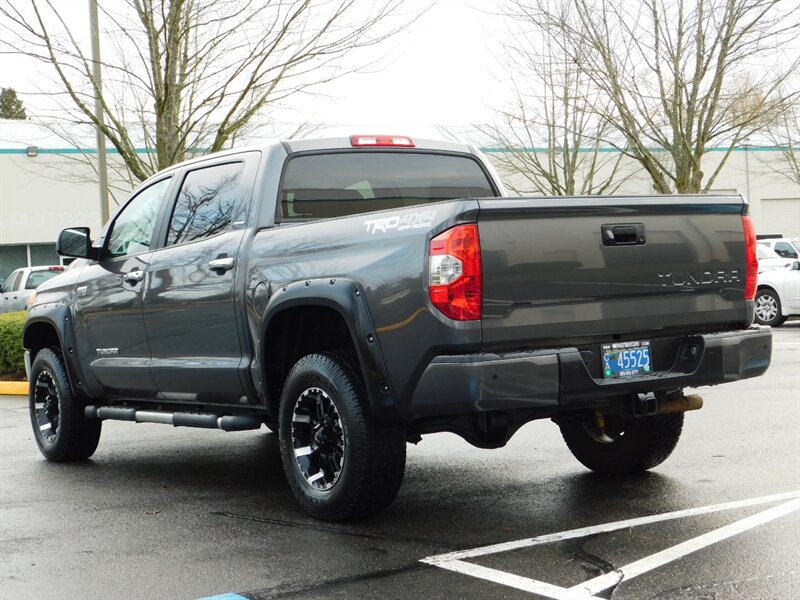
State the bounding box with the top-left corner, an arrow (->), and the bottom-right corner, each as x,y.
601,340 -> 652,378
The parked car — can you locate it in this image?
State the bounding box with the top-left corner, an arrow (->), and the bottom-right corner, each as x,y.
24,135 -> 771,521
0,266 -> 65,314
758,237 -> 800,260
757,244 -> 795,273
754,260 -> 800,326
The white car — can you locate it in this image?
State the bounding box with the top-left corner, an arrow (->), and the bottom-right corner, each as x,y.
757,244 -> 795,272
758,237 -> 800,260
0,266 -> 65,314
754,260 -> 800,327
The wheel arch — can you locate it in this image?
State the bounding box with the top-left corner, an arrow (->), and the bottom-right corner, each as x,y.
258,278 -> 397,422
23,304 -> 90,401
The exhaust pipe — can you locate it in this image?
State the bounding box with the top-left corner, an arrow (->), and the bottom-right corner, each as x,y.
658,393 -> 704,414
85,406 -> 262,431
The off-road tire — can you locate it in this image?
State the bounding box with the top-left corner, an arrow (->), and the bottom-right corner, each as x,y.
754,288 -> 786,327
29,348 -> 102,461
559,412 -> 683,474
278,353 -> 406,521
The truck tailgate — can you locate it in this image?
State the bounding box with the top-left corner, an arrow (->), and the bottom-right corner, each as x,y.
478,195 -> 748,347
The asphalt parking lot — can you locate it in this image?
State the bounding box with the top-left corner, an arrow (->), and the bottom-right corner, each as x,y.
1,324 -> 798,600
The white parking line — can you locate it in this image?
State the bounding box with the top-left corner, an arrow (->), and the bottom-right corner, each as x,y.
422,491 -> 800,599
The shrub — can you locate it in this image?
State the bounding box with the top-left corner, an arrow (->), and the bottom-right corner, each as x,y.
0,311 -> 26,379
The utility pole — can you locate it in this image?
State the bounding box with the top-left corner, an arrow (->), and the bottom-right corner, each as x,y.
89,0 -> 109,225
742,141 -> 752,203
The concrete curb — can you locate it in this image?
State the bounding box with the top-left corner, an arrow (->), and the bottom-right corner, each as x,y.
0,381 -> 28,395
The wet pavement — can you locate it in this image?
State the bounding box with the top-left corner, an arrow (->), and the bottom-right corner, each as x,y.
1,323 -> 798,600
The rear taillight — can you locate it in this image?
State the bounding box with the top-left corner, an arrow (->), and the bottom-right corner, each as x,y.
742,215 -> 758,300
428,224 -> 481,320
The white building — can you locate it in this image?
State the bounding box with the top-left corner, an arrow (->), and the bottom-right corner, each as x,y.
1,119 -> 799,281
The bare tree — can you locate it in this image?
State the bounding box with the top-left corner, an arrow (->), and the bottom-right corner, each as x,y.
525,0 -> 800,194
758,102 -> 800,187
477,1 -> 631,196
0,0 -> 416,183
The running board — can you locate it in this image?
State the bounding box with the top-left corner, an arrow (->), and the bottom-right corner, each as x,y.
84,406 -> 262,432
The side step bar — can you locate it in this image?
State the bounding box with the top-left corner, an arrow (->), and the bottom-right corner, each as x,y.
85,406 -> 262,432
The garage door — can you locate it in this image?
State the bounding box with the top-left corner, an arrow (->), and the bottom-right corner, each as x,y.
760,198 -> 800,237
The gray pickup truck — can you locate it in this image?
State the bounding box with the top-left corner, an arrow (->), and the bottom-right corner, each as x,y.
24,135 -> 771,520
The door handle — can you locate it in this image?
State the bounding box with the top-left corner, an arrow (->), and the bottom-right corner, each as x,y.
208,257 -> 235,273
602,223 -> 646,246
123,269 -> 145,284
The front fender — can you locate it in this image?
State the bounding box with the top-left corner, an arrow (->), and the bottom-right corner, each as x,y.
258,277 -> 398,421
24,303 -> 93,401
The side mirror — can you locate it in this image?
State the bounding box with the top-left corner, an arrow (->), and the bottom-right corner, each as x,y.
57,227 -> 98,260
792,261 -> 800,271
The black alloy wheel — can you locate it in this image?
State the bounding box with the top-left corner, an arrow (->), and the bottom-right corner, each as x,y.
32,369 -> 60,443
290,386 -> 346,491
28,348 -> 102,461
278,353 -> 406,521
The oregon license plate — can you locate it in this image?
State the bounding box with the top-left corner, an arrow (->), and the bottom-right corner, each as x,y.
601,340 -> 652,378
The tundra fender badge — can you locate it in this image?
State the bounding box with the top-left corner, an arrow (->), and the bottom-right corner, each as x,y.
96,348 -> 119,356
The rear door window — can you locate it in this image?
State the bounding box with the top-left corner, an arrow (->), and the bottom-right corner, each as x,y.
280,152 -> 495,219
167,162 -> 244,246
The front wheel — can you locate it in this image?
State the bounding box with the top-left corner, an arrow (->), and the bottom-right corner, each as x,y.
29,348 -> 102,461
559,412 -> 683,474
754,288 -> 786,327
278,353 -> 406,521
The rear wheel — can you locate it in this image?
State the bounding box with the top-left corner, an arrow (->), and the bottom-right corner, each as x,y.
754,288 -> 786,327
29,348 -> 102,461
278,353 -> 406,521
559,412 -> 683,474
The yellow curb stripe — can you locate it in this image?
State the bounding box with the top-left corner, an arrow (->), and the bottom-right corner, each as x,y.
0,381 -> 28,395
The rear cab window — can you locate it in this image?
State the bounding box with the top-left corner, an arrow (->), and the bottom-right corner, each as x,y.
25,270 -> 63,290
279,152 -> 496,220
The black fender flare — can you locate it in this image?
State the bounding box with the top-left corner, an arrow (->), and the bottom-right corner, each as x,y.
257,277 -> 398,421
23,303 -> 92,401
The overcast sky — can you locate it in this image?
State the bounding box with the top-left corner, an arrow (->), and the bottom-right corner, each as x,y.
0,0 -> 508,141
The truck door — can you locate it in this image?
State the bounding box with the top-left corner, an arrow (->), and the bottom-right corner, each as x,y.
142,154 -> 258,405
73,177 -> 173,398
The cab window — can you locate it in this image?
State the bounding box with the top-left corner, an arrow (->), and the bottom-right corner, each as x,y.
25,270 -> 63,290
166,162 -> 243,246
279,152 -> 495,219
774,242 -> 798,259
106,178 -> 172,259
2,270 -> 22,293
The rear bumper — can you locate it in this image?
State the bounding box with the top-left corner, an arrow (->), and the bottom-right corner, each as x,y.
409,326 -> 772,418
